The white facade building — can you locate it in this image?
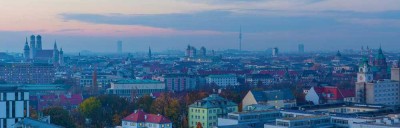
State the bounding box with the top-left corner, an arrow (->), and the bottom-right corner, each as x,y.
106,79 -> 165,98
122,110 -> 172,128
206,74 -> 238,87
0,88 -> 29,128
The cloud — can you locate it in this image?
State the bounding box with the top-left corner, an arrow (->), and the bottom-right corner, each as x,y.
60,10 -> 341,32
55,29 -> 83,32
338,18 -> 400,27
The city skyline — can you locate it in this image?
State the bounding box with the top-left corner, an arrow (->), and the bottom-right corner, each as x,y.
0,0 -> 400,52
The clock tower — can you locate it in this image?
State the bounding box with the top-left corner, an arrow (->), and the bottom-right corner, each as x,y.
357,57 -> 373,83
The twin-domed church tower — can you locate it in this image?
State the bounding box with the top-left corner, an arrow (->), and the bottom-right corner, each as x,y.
23,35 -> 64,66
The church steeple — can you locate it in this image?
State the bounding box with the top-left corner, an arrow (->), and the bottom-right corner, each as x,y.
24,37 -> 29,50
54,40 -> 58,50
357,56 -> 373,83
53,40 -> 59,65
24,37 -> 30,60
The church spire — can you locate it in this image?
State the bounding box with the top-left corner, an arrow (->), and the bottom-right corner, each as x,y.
24,37 -> 30,50
378,44 -> 383,54
54,40 -> 58,50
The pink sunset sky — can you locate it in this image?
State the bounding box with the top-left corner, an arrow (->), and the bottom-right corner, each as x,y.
0,0 -> 400,53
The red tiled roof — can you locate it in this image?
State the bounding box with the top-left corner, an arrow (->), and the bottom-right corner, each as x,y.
30,93 -> 83,110
259,70 -> 298,76
123,110 -> 146,122
314,86 -> 342,100
145,114 -> 172,123
313,86 -> 354,100
123,110 -> 171,124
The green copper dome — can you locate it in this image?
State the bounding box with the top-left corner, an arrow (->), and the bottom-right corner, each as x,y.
375,47 -> 386,60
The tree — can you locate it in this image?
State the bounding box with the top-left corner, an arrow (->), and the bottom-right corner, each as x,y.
136,95 -> 154,112
78,97 -> 101,119
151,93 -> 181,127
196,122 -> 203,128
42,107 -> 75,128
79,95 -> 131,127
29,107 -> 38,119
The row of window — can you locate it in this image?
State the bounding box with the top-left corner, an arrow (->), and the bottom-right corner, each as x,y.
123,122 -> 171,127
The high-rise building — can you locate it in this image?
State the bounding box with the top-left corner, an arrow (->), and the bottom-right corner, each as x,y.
189,94 -> 238,128
117,41 -> 122,54
148,46 -> 152,59
298,44 -> 304,53
272,47 -> 279,57
200,46 -> 206,57
239,26 -> 242,51
185,45 -> 197,58
0,87 -> 30,128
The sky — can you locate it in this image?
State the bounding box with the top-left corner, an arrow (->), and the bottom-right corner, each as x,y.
0,0 -> 400,53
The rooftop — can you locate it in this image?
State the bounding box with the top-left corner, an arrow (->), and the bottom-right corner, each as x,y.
114,79 -> 162,84
280,115 -> 330,121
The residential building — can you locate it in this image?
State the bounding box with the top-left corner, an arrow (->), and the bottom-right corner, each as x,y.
206,74 -> 238,87
245,74 -> 274,86
122,110 -> 172,128
305,86 -> 355,105
298,44 -> 304,53
106,79 -> 165,99
0,63 -> 55,84
0,87 -> 30,128
356,79 -> 400,105
188,94 -> 238,128
164,74 -> 196,92
242,89 -> 296,109
30,93 -> 83,111
79,73 -> 116,88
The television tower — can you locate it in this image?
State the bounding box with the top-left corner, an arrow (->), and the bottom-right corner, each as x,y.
239,26 -> 242,51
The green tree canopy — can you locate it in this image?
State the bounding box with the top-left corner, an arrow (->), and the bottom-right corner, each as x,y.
42,107 -> 75,128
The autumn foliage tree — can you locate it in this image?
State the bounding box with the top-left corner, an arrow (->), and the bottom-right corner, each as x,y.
151,93 -> 181,127
196,122 -> 203,128
79,95 -> 131,127
137,95 -> 154,112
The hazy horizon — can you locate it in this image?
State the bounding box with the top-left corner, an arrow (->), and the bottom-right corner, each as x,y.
1,0 -> 400,53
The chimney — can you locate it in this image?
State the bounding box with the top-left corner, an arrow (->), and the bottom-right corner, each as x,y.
145,115 -> 147,120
